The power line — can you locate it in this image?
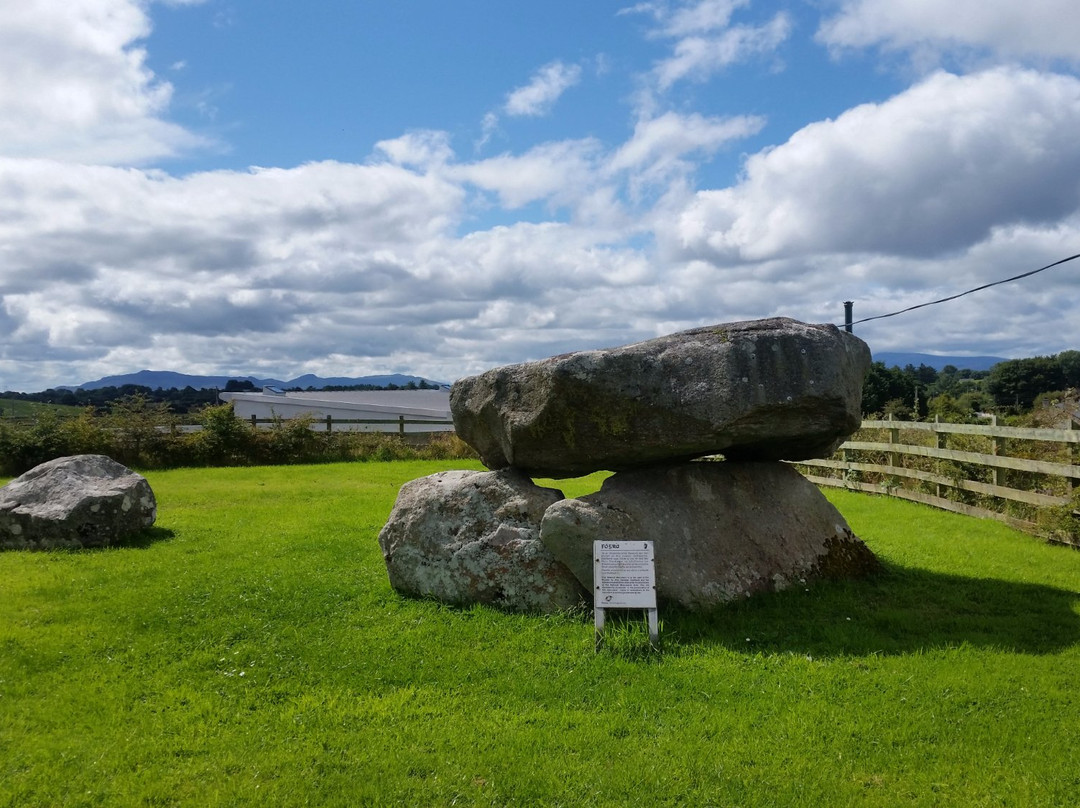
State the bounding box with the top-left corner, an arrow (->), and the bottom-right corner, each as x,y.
843,252 -> 1080,328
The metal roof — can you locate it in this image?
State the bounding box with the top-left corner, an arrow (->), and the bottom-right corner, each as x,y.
219,389 -> 451,418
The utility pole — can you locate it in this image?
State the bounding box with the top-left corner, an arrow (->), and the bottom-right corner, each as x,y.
843,301 -> 853,333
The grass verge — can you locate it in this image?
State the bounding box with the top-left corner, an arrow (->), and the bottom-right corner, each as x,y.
2,460 -> 1079,806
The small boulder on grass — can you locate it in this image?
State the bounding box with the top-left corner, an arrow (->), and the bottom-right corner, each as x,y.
0,455 -> 157,550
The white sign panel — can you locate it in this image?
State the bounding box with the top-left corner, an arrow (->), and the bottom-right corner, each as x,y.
593,540 -> 657,609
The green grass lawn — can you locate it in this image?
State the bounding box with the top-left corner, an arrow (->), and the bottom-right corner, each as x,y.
2,460 -> 1079,807
0,398 -> 83,418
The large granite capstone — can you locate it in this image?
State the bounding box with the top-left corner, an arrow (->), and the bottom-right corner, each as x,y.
450,317 -> 871,478
1,455 -> 157,550
540,461 -> 879,611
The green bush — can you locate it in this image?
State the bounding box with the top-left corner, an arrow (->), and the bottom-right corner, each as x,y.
189,403 -> 259,466
0,403 -> 477,474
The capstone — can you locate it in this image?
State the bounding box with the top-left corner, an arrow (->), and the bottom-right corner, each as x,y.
450,317 -> 871,478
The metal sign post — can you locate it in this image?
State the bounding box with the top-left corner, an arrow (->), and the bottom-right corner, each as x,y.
593,540 -> 659,651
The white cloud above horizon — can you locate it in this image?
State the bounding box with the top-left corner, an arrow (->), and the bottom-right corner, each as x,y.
818,0 -> 1080,64
2,0 -> 1080,392
673,68 -> 1080,261
504,61 -> 583,117
0,0 -> 213,165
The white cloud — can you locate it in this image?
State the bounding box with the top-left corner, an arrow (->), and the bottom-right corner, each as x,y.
661,0 -> 748,36
449,139 -> 605,210
627,0 -> 791,92
374,130 -> 455,170
504,61 -> 583,117
654,12 -> 791,89
475,60 -> 584,154
818,0 -> 1080,64
608,111 -> 765,175
672,68 -> 1080,261
0,154 -> 665,388
0,0 -> 210,164
619,0 -> 746,35
4,0 -> 1080,392
0,157 -> 466,358
476,112 -> 500,150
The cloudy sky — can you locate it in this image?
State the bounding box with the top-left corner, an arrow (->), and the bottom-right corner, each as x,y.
3,0 -> 1079,391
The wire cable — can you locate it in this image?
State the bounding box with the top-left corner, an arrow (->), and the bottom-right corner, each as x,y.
844,252 -> 1080,327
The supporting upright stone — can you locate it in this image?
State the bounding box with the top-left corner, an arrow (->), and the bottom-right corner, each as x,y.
377,469 -> 586,613
540,461 -> 879,611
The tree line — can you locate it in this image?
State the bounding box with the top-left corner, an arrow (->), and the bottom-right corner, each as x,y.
3,355 -> 1077,476
863,350 -> 1080,419
0,377 -> 443,416
0,396 -> 475,477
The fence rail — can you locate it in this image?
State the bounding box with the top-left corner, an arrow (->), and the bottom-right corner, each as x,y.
795,416 -> 1080,546
247,414 -> 456,435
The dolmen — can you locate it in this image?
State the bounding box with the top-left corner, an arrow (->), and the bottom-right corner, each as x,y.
378,317 -> 879,613
0,455 -> 157,550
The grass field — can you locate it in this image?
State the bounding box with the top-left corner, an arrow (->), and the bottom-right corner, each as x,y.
0,398 -> 82,418
2,460 -> 1079,806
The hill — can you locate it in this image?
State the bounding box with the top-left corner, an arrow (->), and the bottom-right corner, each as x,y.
69,370 -> 446,391
872,352 -> 1005,371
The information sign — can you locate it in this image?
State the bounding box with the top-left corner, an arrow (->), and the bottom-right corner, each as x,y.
593,541 -> 657,608
593,540 -> 659,650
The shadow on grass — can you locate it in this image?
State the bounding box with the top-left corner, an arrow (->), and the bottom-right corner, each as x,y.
2,526 -> 178,552
657,561 -> 1080,658
112,526 -> 176,549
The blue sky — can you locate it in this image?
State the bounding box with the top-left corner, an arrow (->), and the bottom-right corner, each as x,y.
2,0 -> 1079,390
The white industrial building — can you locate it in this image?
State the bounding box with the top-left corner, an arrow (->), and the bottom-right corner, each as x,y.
218,388 -> 454,433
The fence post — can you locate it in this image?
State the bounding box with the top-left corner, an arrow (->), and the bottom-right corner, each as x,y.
887,413 -> 899,471
399,415 -> 405,436
934,415 -> 946,499
1070,418 -> 1078,496
250,414 -> 257,430
990,414 -> 1002,488
326,414 -> 332,433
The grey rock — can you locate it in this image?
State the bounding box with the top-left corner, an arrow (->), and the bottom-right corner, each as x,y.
450,317 -> 871,478
377,469 -> 586,613
540,461 -> 879,611
0,455 -> 157,550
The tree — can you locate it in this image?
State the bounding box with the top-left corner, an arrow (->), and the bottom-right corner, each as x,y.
862,363 -> 916,415
910,363 -> 938,387
193,403 -> 256,465
986,357 -> 1066,410
928,394 -> 968,421
1057,350 -> 1080,388
107,394 -> 176,466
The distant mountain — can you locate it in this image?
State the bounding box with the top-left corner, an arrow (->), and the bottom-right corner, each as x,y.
873,352 -> 1006,372
70,369 -> 446,391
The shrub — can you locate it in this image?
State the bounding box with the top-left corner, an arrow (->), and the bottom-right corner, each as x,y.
190,403 -> 258,466
0,404 -> 477,474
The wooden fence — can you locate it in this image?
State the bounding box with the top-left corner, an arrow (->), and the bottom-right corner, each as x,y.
248,414 -> 455,436
795,415 -> 1080,546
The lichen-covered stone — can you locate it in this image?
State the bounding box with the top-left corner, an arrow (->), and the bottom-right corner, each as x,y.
0,455 -> 157,550
539,460 -> 879,611
377,469 -> 586,613
450,317 -> 871,478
